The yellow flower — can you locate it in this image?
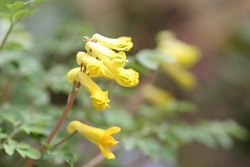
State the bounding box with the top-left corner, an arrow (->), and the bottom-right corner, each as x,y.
67,121 -> 121,159
85,41 -> 128,67
76,51 -> 114,79
156,30 -> 200,68
116,68 -> 139,87
66,67 -> 81,83
102,58 -> 139,87
162,63 -> 196,90
92,33 -> 133,51
141,84 -> 174,106
76,71 -> 110,111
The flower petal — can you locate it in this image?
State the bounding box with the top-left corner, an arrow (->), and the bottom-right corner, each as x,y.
105,127 -> 121,135
66,67 -> 81,83
98,145 -> 115,160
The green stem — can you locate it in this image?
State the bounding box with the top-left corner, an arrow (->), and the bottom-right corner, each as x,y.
8,125 -> 22,139
0,123 -> 23,150
0,19 -> 15,51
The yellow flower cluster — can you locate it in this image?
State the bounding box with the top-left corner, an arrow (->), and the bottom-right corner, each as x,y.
156,30 -> 200,90
67,33 -> 139,111
66,34 -> 138,159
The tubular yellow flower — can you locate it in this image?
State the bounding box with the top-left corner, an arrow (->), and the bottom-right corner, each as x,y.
116,68 -> 139,87
141,84 -> 174,106
102,58 -> 139,87
66,67 -> 81,83
76,71 -> 110,111
67,121 -> 121,159
156,30 -> 200,68
85,41 -> 128,67
76,51 -> 114,79
162,63 -> 196,90
92,33 -> 133,51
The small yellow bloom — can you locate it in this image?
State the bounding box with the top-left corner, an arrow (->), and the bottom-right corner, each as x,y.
156,30 -> 200,68
162,63 -> 196,90
102,58 -> 139,87
116,68 -> 139,87
92,33 -> 133,51
76,51 -> 114,79
76,71 -> 110,111
85,41 -> 128,67
66,67 -> 81,83
141,84 -> 174,106
67,121 -> 121,159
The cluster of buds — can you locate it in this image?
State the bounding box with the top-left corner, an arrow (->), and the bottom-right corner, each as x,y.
66,34 -> 139,159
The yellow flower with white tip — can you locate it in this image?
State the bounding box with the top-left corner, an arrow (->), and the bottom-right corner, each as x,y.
85,41 -> 128,67
76,51 -> 114,79
156,30 -> 200,68
76,71 -> 110,111
92,33 -> 133,51
67,121 -> 121,160
141,84 -> 174,106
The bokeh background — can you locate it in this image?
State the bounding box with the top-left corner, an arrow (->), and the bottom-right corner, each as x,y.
1,0 -> 250,167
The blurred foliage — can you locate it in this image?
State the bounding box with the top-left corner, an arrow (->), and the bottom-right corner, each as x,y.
0,0 -> 249,167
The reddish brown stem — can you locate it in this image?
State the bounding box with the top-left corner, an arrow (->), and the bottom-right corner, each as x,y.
54,131 -> 77,148
25,82 -> 81,167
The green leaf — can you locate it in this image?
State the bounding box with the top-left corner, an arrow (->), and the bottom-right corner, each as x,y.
170,125 -> 193,144
3,139 -> 16,156
19,56 -> 43,76
137,137 -> 161,160
223,120 -> 248,140
122,135 -> 140,151
104,107 -> 135,129
16,147 -> 41,159
166,101 -> 197,113
160,146 -> 177,164
14,9 -> 32,21
0,111 -> 16,125
16,143 -> 31,149
44,65 -> 72,93
0,51 -> 22,66
0,12 -> 11,19
20,111 -> 53,135
0,131 -> 8,140
127,57 -> 149,76
15,142 -> 41,159
3,143 -> 15,156
16,148 -> 26,157
6,1 -> 25,11
21,125 -> 46,135
136,49 -> 174,70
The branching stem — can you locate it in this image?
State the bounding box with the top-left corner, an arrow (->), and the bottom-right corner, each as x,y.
53,131 -> 77,148
25,82 -> 81,167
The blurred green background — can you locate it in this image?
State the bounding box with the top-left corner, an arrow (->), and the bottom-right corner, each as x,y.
1,0 -> 250,167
